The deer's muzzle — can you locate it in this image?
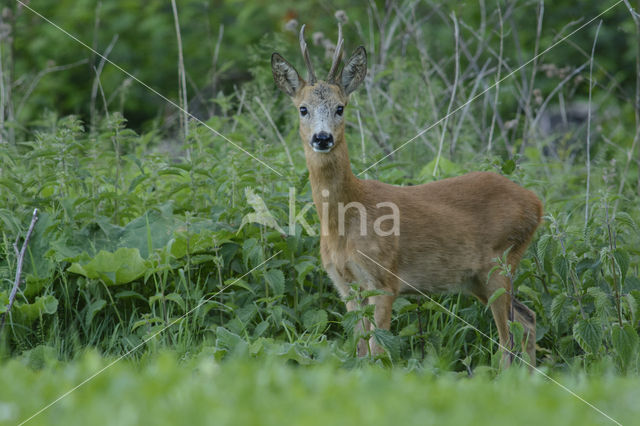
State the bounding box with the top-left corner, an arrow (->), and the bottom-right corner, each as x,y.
311,132 -> 334,153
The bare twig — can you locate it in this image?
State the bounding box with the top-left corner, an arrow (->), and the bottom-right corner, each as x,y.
433,12 -> 460,176
171,0 -> 189,141
616,0 -> 640,205
521,0 -> 544,152
231,85 -> 246,133
0,208 -> 38,333
212,24 -> 224,77
585,21 -> 601,226
90,34 -> 119,131
488,3 -> 504,152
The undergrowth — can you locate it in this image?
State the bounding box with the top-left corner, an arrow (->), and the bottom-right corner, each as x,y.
1,0 -> 639,378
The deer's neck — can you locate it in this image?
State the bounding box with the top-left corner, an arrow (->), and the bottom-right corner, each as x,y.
305,140 -> 361,234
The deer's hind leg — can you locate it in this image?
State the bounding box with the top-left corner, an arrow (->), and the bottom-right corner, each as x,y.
513,298 -> 536,367
474,271 -> 536,368
473,271 -> 511,367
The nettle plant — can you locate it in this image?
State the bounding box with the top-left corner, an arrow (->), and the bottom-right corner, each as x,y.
531,198 -> 640,370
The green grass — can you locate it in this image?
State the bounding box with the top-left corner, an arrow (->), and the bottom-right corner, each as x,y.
0,349 -> 637,426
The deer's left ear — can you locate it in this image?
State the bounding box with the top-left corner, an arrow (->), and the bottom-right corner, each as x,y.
340,46 -> 367,96
272,53 -> 305,97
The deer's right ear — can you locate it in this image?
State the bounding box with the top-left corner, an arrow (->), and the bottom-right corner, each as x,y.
271,53 -> 305,97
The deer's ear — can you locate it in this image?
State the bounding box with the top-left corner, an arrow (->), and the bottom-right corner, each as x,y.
340,46 -> 367,96
272,53 -> 305,97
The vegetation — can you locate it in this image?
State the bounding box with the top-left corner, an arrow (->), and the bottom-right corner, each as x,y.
1,0 -> 639,424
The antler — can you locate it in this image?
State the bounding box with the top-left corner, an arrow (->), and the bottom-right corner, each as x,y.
299,24 -> 317,85
326,23 -> 344,83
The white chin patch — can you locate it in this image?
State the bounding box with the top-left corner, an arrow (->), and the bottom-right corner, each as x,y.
312,146 -> 333,153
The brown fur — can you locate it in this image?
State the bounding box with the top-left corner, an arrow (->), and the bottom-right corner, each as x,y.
272,30 -> 542,367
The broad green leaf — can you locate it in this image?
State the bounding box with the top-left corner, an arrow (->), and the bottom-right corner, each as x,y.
372,328 -> 401,359
85,299 -> 106,327
613,248 -> 630,284
553,255 -> 569,284
573,318 -> 602,354
294,261 -> 315,286
614,211 -> 638,232
215,326 -> 248,356
68,248 -> 148,285
550,293 -> 568,326
341,310 -> 361,336
611,324 -> 639,369
254,321 -> 269,337
302,309 -> 328,330
118,203 -> 176,258
586,287 -> 613,317
536,234 -> 552,265
264,269 -> 285,296
14,295 -> 59,323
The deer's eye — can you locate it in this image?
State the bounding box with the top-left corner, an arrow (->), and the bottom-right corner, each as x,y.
336,105 -> 344,116
300,106 -> 308,116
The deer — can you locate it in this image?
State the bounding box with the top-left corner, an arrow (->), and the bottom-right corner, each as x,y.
271,24 -> 543,367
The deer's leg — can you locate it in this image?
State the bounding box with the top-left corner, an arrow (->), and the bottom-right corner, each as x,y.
346,298 -> 372,357
478,273 -> 514,368
489,292 -> 514,368
513,298 -> 537,367
480,271 -> 537,369
367,291 -> 397,356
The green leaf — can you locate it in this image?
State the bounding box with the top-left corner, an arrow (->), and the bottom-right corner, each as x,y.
372,328 -> 401,359
215,326 -> 248,356
553,255 -> 569,284
586,287 -> 613,318
264,269 -> 285,296
612,324 -> 639,369
399,323 -> 419,337
509,321 -> 525,352
550,293 -> 568,326
165,293 -> 186,311
573,318 -> 603,354
501,159 -> 516,175
341,310 -> 361,336
613,248 -> 630,284
614,211 -> 638,233
302,309 -> 328,330
85,299 -> 106,327
294,261 -> 315,286
360,289 -> 387,299
536,234 -> 552,264
14,295 -> 59,323
418,156 -> 461,179
487,288 -> 507,307
68,248 -> 148,285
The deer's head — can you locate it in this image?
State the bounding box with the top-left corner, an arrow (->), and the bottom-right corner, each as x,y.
272,24 -> 367,154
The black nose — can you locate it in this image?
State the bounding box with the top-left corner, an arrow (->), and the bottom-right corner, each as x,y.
311,132 -> 334,152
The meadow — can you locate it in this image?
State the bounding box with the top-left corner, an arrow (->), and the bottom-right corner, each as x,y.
1,1 -> 639,424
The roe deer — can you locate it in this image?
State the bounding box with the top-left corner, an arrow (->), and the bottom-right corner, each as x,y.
271,24 -> 542,367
